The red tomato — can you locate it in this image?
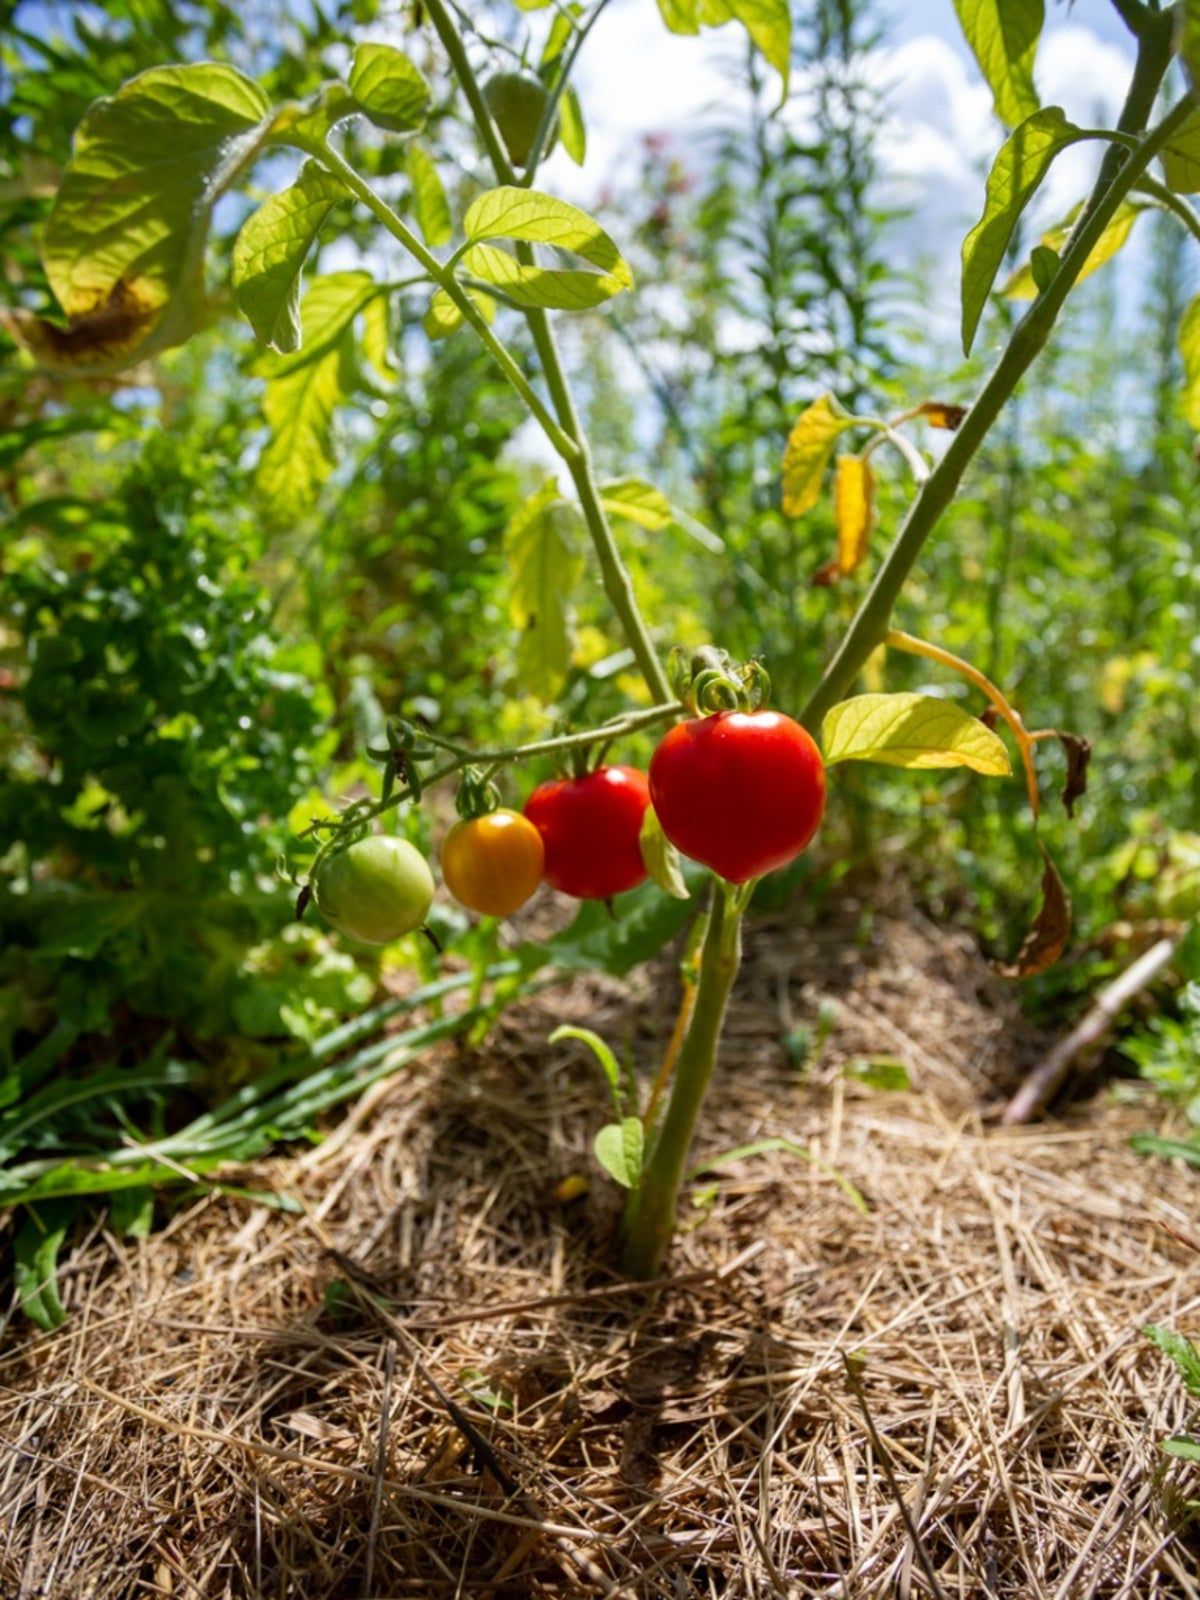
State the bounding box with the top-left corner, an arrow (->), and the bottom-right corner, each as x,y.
649,711 -> 825,884
524,766 -> 650,899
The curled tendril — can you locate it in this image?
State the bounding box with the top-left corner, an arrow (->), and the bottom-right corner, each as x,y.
693,670 -> 742,714
668,643 -> 773,716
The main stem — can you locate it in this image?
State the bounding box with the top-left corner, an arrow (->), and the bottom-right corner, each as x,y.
618,880 -> 742,1280
800,20 -> 1187,733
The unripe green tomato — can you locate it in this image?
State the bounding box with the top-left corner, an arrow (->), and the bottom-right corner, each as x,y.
315,836 -> 434,944
482,72 -> 556,168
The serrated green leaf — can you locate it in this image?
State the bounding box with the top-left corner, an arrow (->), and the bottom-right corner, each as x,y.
504,482 -> 586,700
422,285 -> 496,340
640,806 -> 690,900
527,875 -> 700,976
594,1116 -> 644,1189
1002,199 -> 1145,300
464,187 -> 632,289
407,144 -> 452,247
961,106 -> 1086,354
14,1200 -> 77,1330
1181,293 -> 1200,430
232,159 -> 346,352
348,43 -> 431,133
550,1024 -> 623,1108
599,477 -> 673,530
781,393 -> 854,518
952,0 -> 1042,128
253,270 -> 379,376
1146,1323 -> 1200,1397
560,87 -> 587,165
12,63 -> 273,375
822,693 -> 1012,776
258,334 -> 351,519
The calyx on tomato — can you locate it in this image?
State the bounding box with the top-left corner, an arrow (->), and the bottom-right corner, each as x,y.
524,765 -> 650,900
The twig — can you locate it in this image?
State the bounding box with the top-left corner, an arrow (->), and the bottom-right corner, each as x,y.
364,1340 -> 395,1593
1001,933 -> 1182,1125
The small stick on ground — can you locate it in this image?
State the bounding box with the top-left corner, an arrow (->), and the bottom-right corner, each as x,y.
1002,934 -> 1181,1124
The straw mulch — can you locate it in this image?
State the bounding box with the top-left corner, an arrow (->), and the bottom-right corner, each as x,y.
3,899 -> 1199,1598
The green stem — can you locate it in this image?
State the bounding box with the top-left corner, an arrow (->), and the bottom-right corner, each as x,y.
800,31 -> 1189,734
297,136 -> 580,462
1133,174 -> 1200,244
423,0 -> 671,704
617,880 -> 742,1280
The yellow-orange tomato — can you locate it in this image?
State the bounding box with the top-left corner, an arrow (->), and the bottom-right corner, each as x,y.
441,809 -> 545,917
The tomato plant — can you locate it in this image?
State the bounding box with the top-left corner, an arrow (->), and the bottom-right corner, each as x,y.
442,809 -> 545,918
12,0 -> 1198,1287
525,766 -> 651,900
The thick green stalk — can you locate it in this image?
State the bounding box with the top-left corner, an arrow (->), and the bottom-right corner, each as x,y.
618,881 -> 742,1280
801,26 -> 1189,734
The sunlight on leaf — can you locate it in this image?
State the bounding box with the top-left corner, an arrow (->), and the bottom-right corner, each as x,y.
822,693 -> 1012,775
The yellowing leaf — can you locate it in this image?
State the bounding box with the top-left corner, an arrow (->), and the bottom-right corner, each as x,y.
599,477 -> 673,530
833,456 -> 875,575
252,271 -> 379,376
505,483 -> 586,701
1181,293 -> 1200,430
1002,199 -> 1144,300
560,87 -> 587,166
952,0 -> 1043,128
781,393 -> 853,518
257,334 -> 350,520
18,63 -> 273,374
232,159 -> 346,352
361,294 -> 395,380
822,693 -> 1012,776
960,106 -> 1085,354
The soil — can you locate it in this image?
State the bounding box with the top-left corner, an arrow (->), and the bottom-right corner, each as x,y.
2,897 -> 1199,1598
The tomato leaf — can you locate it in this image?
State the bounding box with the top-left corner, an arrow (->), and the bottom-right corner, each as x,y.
1180,293 -> 1200,429
994,842 -> 1071,979
640,806 -> 690,900
7,63 -> 274,374
782,393 -> 855,518
422,286 -> 496,340
232,159 -> 346,352
961,107 -> 1087,355
1162,109 -> 1200,193
654,0 -> 791,92
347,43 -> 431,133
822,693 -> 1012,775
407,144 -> 452,247
504,482 -> 586,702
952,0 -> 1043,128
593,1116 -> 644,1190
1002,199 -> 1145,300
560,86 -> 587,166
462,188 -> 632,310
845,1057 -> 910,1092
833,456 -> 875,575
599,477 -> 673,531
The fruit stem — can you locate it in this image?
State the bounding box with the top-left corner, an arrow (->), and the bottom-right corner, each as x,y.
617,879 -> 742,1280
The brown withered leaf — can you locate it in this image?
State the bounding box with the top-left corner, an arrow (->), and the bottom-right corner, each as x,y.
994,843 -> 1071,979
811,557 -> 841,587
918,400 -> 967,431
4,280 -> 165,377
980,707 -> 1000,730
1054,731 -> 1092,818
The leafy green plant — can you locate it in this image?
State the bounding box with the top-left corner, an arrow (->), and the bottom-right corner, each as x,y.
5,0 -> 1199,1291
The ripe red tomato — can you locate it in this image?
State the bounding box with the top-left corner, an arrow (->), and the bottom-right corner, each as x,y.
441,808 -> 545,918
649,711 -> 825,884
524,766 -> 650,899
